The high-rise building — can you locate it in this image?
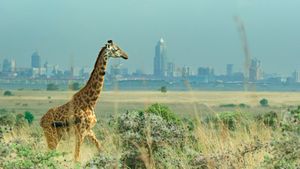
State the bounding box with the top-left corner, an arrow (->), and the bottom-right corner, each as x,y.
2,58 -> 16,73
249,58 -> 263,82
167,62 -> 175,77
197,67 -> 215,82
11,59 -> 16,72
292,71 -> 300,83
154,38 -> 167,77
2,59 -> 11,72
182,66 -> 191,78
226,64 -> 233,77
31,52 -> 41,68
198,67 -> 214,77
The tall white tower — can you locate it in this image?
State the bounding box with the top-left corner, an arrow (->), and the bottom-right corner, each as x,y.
154,38 -> 167,77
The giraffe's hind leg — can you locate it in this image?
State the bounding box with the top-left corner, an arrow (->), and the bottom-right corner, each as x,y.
74,126 -> 84,162
43,126 -> 62,150
86,130 -> 101,151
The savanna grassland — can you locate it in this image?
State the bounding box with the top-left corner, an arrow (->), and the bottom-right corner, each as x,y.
0,90 -> 299,168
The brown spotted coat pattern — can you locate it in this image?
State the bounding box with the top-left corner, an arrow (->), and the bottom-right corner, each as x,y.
40,42 -> 127,162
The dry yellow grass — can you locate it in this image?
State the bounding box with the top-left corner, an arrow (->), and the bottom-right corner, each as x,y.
0,90 -> 299,119
1,90 -> 300,106
1,90 -> 298,168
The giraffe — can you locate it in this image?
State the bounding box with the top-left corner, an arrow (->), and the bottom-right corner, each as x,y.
40,40 -> 128,162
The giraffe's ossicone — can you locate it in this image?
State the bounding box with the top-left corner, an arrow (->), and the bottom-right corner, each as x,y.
40,40 -> 128,162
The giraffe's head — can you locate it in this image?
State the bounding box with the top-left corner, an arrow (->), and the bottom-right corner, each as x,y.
105,40 -> 128,60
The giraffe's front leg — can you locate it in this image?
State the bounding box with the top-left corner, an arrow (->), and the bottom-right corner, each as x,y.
86,130 -> 101,151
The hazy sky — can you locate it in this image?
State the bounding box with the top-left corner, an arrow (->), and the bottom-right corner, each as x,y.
0,0 -> 299,75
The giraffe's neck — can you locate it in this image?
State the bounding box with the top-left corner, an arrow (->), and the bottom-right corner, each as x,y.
74,47 -> 108,109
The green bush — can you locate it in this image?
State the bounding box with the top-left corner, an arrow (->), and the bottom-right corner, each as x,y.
219,104 -> 236,108
238,103 -> 250,108
15,114 -> 28,128
0,113 -> 15,126
260,98 -> 269,107
262,107 -> 300,168
3,90 -> 13,96
219,103 -> 250,108
84,153 -> 120,169
0,109 -> 7,114
115,110 -> 187,168
256,111 -> 278,128
281,107 -> 300,134
0,141 -> 63,169
217,112 -> 242,131
160,86 -> 167,93
205,112 -> 247,131
24,111 -> 34,124
69,82 -> 81,91
47,83 -> 59,91
146,103 -> 181,124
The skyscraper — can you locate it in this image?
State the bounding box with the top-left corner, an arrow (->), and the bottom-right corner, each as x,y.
2,58 -> 16,73
31,52 -> 41,68
167,62 -> 175,77
154,38 -> 167,77
292,71 -> 300,83
249,58 -> 263,82
226,64 -> 233,77
2,59 -> 11,72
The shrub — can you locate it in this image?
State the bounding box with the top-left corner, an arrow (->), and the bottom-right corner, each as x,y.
84,153 -> 120,169
260,98 -> 269,107
22,103 -> 28,107
47,83 -> 59,91
3,90 -> 13,96
116,110 -> 187,168
15,114 -> 28,128
238,103 -> 250,108
0,141 -> 63,169
0,113 -> 15,126
24,111 -> 34,124
146,103 -> 181,124
262,134 -> 300,169
219,103 -> 250,108
205,112 -> 248,131
262,107 -> 300,168
0,109 -> 7,114
219,104 -> 236,108
160,86 -> 167,93
217,112 -> 241,131
69,82 -> 81,91
256,111 -> 278,128
281,107 -> 300,134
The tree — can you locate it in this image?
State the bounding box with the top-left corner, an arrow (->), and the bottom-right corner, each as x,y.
47,83 -> 59,91
69,82 -> 81,91
260,98 -> 269,107
160,86 -> 167,93
24,111 -> 34,124
3,90 -> 13,96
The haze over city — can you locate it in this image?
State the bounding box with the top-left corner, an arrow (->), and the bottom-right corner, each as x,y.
0,0 -> 300,75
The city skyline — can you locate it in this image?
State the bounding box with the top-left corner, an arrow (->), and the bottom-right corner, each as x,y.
0,47 -> 299,77
1,47 -> 299,80
1,0 -> 300,76
0,35 -> 298,76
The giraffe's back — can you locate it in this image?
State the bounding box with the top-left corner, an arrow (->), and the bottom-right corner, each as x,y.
40,101 -> 79,128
